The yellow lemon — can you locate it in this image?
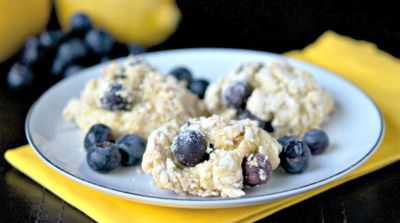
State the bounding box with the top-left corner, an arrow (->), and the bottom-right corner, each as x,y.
0,0 -> 51,62
55,0 -> 181,47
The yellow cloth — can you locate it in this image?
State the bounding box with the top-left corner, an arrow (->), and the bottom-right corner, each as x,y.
5,31 -> 400,223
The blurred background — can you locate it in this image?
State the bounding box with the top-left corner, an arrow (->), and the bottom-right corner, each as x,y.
1,0 -> 398,95
0,0 -> 399,222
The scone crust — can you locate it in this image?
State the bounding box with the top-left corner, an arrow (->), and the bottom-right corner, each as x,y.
142,115 -> 281,198
63,57 -> 207,138
205,61 -> 334,137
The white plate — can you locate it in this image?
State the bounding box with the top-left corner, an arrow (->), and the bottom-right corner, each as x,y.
26,48 -> 384,208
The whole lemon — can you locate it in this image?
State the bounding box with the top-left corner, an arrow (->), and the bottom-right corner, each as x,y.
55,0 -> 181,47
0,0 -> 51,62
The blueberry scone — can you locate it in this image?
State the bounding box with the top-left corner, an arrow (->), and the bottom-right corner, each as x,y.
63,57 -> 207,138
204,61 -> 334,137
142,115 -> 281,198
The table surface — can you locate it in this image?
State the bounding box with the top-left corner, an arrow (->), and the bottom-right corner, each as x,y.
1,1 -> 400,222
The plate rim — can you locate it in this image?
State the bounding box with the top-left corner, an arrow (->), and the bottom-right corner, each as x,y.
25,47 -> 385,208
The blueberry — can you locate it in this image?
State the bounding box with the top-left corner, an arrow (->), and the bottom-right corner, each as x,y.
7,63 -> 34,90
188,79 -> 209,99
116,134 -> 146,166
84,124 -> 114,152
129,44 -> 146,55
109,82 -> 123,91
172,130 -> 207,167
21,36 -> 41,66
64,65 -> 85,77
222,81 -> 253,109
85,29 -> 114,55
70,13 -> 92,33
277,135 -> 297,147
303,129 -> 329,155
86,142 -> 121,172
52,39 -> 88,75
239,110 -> 273,133
100,87 -> 132,111
280,140 -> 311,174
39,31 -> 65,50
242,153 -> 273,186
169,67 -> 193,84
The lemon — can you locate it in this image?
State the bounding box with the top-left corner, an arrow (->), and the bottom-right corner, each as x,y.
0,0 -> 51,62
55,0 -> 181,47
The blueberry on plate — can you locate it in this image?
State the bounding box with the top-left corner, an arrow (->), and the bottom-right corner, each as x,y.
70,13 -> 92,33
277,135 -> 297,147
52,39 -> 88,75
116,134 -> 146,166
169,67 -> 193,84
172,130 -> 207,167
64,65 -> 85,77
239,110 -> 273,133
188,79 -> 209,99
222,81 -> 253,109
85,29 -> 114,55
242,153 -> 273,186
7,63 -> 34,90
86,142 -> 121,172
21,36 -> 41,66
84,124 -> 114,152
280,140 -> 311,174
303,129 -> 329,155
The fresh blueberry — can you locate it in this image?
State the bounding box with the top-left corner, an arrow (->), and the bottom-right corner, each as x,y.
169,67 -> 193,84
86,142 -> 121,172
52,39 -> 88,75
242,153 -> 273,186
7,63 -> 34,90
303,129 -> 329,155
100,88 -> 132,111
238,110 -> 273,133
116,134 -> 146,166
84,124 -> 114,152
109,82 -> 123,91
129,44 -> 146,55
70,13 -> 92,33
64,65 -> 85,77
280,140 -> 311,174
21,36 -> 41,66
85,29 -> 114,55
172,130 -> 207,167
277,135 -> 297,147
222,81 -> 253,109
39,31 -> 65,50
188,79 -> 209,99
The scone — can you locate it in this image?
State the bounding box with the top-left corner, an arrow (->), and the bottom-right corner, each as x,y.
63,57 -> 207,138
142,115 -> 282,198
204,61 -> 334,137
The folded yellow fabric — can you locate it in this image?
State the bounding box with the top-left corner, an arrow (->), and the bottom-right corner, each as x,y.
5,31 -> 400,223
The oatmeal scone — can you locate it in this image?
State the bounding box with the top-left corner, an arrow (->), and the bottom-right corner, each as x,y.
63,57 -> 207,138
142,115 -> 282,198
204,61 -> 334,137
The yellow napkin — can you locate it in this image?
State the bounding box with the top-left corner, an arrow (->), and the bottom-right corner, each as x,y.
5,31 -> 400,223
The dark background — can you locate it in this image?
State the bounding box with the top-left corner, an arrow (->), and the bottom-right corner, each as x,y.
1,0 -> 399,222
